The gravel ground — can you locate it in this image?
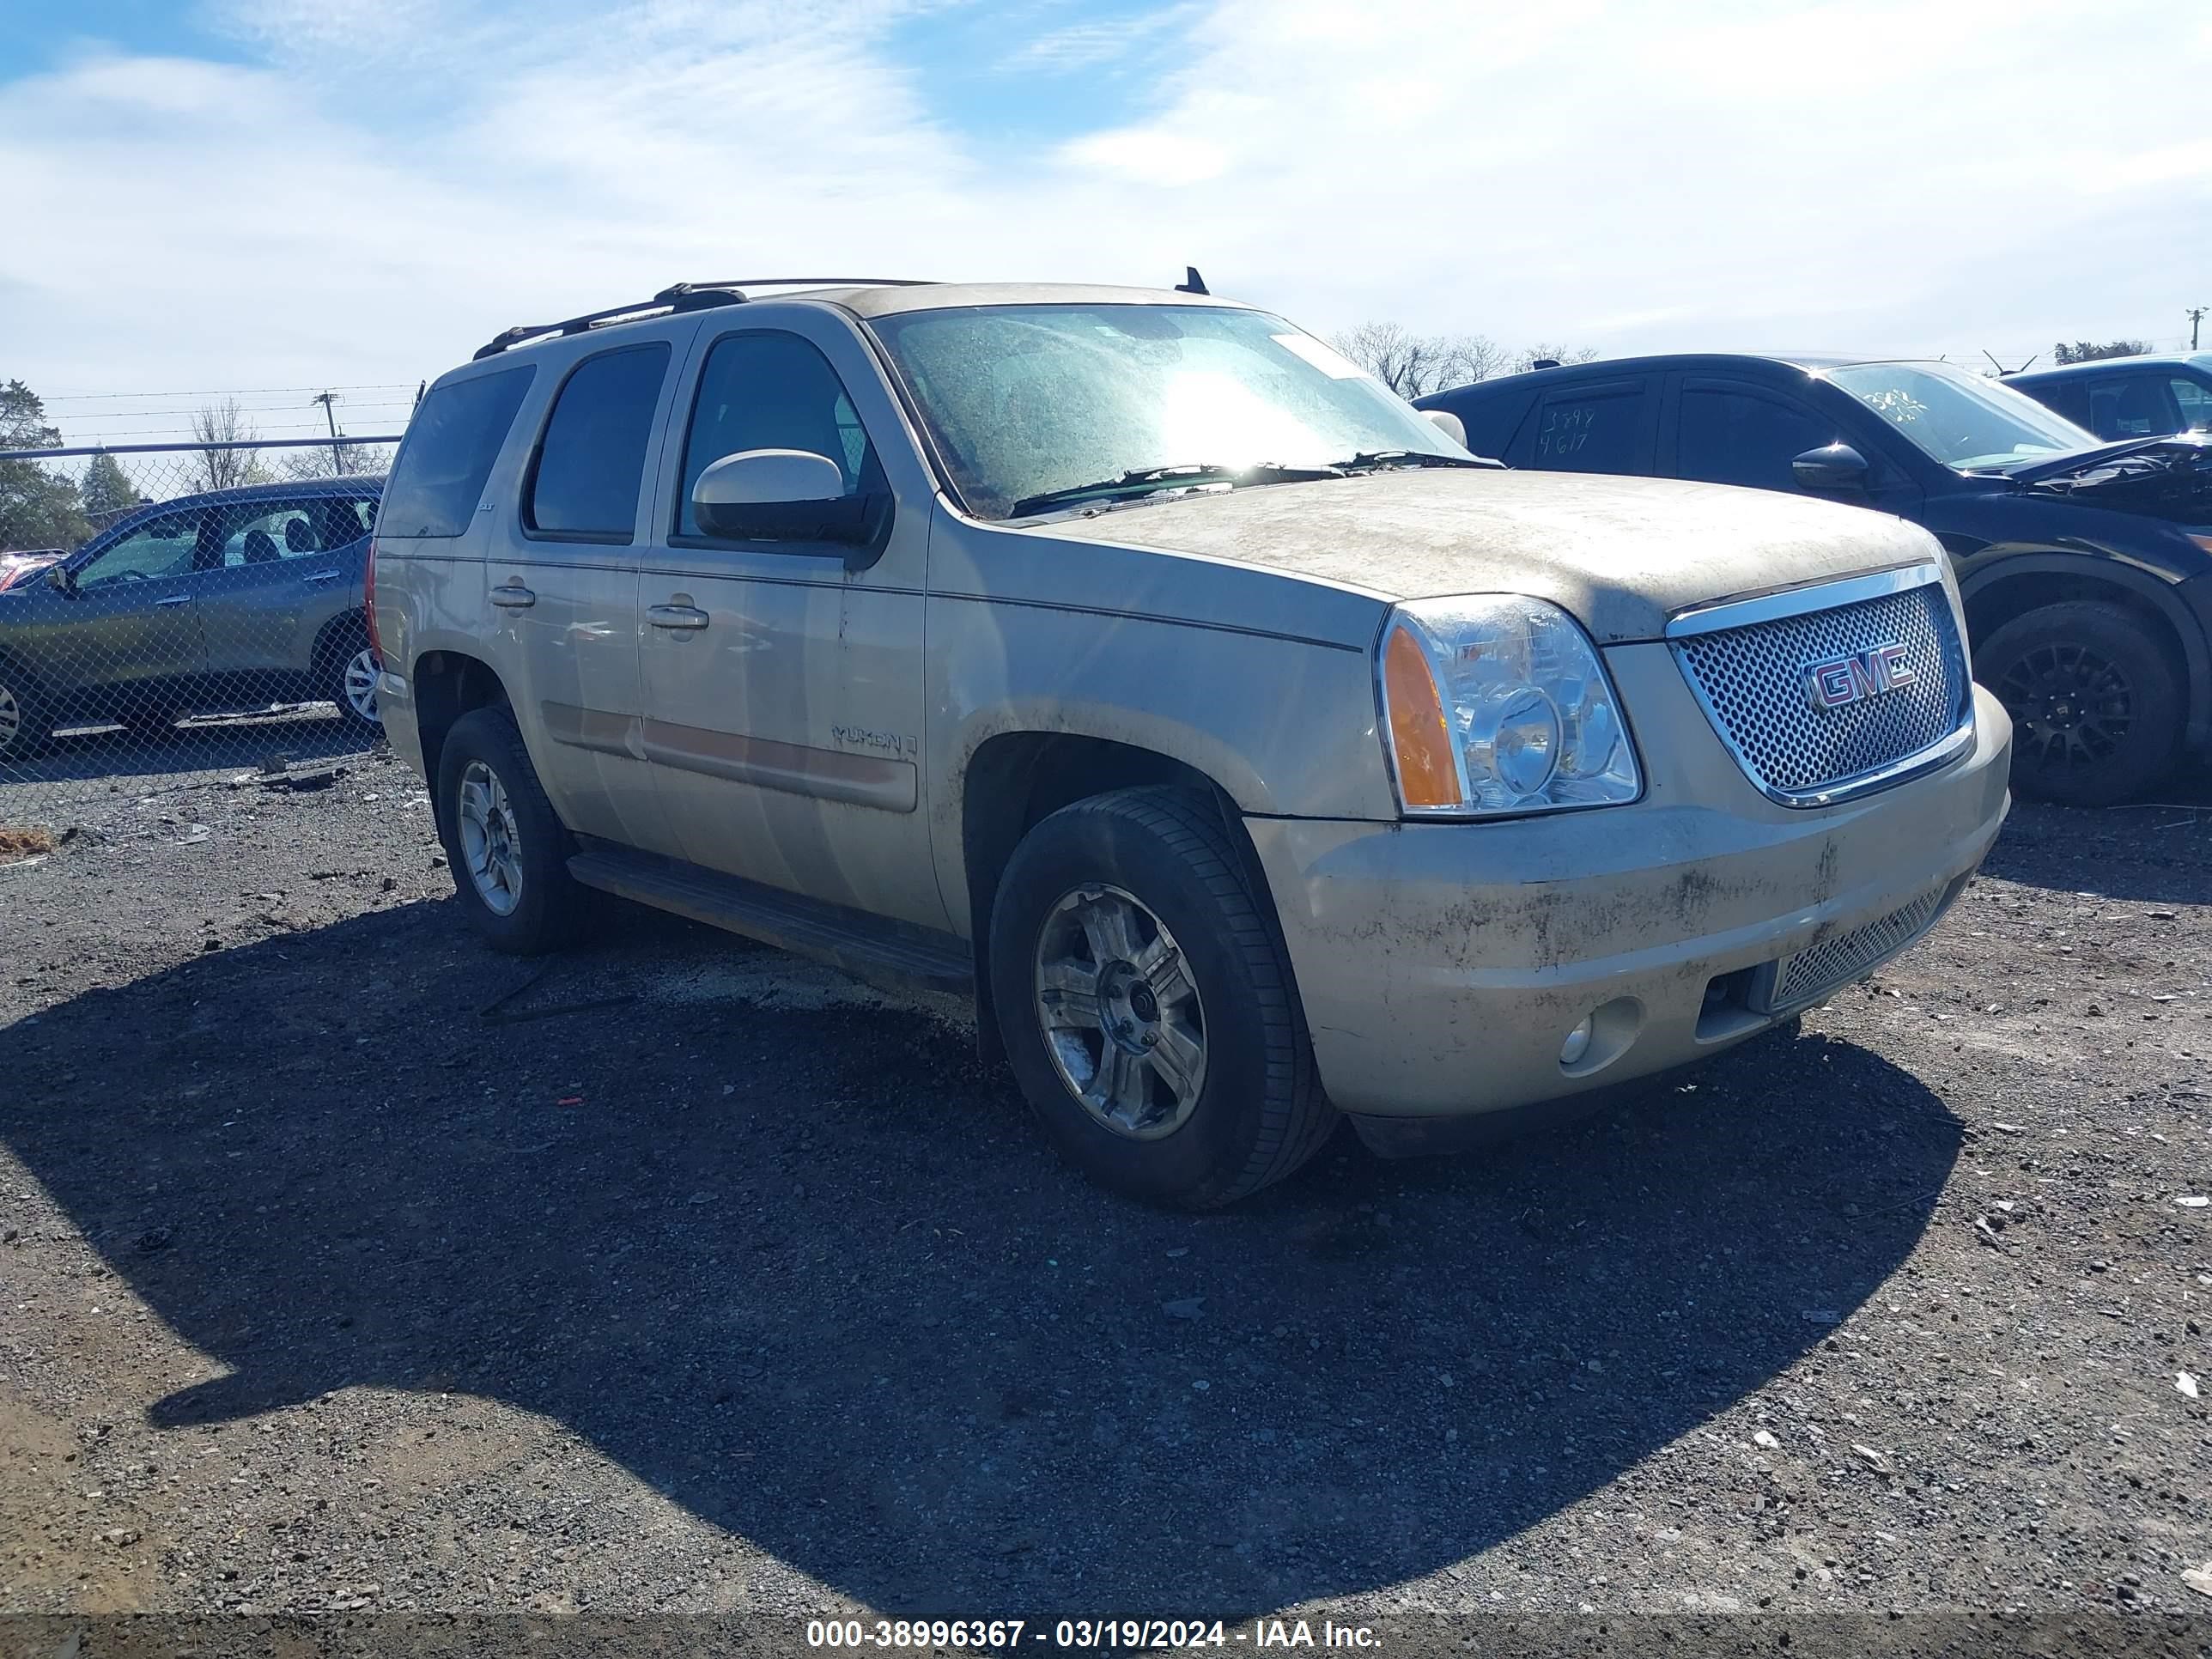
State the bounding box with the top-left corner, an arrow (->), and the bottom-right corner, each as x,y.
4,726 -> 2212,1638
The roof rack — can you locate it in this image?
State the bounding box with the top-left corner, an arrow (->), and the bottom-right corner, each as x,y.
471,277 -> 936,360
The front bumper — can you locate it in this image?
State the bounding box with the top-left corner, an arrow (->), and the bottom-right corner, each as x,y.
1245,652 -> 2013,1122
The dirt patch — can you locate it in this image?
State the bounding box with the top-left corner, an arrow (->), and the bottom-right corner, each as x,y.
3,765 -> 2212,1627
0,825 -> 56,864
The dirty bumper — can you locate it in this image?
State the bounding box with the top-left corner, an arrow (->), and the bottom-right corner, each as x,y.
1246,684 -> 2012,1126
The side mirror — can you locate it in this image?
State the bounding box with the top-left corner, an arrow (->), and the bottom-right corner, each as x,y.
1792,443 -> 1871,495
1424,409 -> 1468,449
45,562 -> 76,595
692,449 -> 874,548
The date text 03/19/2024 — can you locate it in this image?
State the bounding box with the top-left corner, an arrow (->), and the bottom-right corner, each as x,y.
804,1618 -> 1382,1650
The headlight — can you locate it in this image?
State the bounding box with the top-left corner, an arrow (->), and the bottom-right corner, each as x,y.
1377,595 -> 1640,817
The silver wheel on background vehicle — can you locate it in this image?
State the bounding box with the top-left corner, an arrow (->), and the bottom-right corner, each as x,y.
456,759 -> 525,916
1032,884 -> 1207,1140
342,649 -> 380,722
0,683 -> 20,754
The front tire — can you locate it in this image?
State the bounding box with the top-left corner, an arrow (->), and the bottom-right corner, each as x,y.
988,787 -> 1335,1209
434,706 -> 586,954
1978,600 -> 2182,806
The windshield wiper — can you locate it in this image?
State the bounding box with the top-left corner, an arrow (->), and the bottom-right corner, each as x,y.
1332,449 -> 1497,472
1007,461 -> 1344,519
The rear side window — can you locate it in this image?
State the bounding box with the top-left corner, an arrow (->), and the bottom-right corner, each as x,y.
526,344 -> 671,541
1675,386 -> 1837,491
380,367 -> 534,538
676,331 -> 878,539
1512,382 -> 1652,473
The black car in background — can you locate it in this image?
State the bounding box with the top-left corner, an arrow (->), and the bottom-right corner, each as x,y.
2007,354 -> 2212,442
0,476 -> 385,763
1418,357 -> 2212,805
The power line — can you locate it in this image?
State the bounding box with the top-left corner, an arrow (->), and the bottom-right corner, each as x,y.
55,404 -> 418,420
36,383 -> 422,401
46,425 -> 406,441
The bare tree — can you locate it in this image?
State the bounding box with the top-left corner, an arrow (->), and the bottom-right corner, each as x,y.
1512,343 -> 1601,373
1335,323 -> 1597,397
1334,323 -> 1510,398
189,400 -> 270,493
276,442 -> 384,482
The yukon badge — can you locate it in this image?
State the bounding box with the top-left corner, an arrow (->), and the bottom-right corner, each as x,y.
1804,642 -> 1915,710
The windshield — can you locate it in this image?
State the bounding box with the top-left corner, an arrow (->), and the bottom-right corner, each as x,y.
1824,361 -> 2095,471
867,304 -> 1467,520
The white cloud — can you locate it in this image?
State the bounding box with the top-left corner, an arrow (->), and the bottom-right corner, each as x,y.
0,0 -> 2204,441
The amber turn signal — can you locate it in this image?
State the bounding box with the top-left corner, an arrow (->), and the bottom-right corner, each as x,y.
1382,623 -> 1462,809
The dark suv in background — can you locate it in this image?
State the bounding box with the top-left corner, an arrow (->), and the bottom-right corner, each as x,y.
1419,356 -> 2212,805
2007,354 -> 2212,443
0,477 -> 384,763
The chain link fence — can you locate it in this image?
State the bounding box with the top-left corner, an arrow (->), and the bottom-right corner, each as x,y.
0,435 -> 401,827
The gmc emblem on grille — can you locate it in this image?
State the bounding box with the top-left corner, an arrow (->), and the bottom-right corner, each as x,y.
1804,643 -> 1916,710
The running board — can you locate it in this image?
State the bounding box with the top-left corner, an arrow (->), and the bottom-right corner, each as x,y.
568,842 -> 974,996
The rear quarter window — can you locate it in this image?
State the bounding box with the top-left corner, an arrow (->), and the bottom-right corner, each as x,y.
380,367 -> 536,538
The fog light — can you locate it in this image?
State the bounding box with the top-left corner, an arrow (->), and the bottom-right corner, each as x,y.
1559,1016 -> 1595,1066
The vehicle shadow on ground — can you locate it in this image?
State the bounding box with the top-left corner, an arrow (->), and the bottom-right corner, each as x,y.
0,901 -> 1958,1613
1982,797 -> 2212,906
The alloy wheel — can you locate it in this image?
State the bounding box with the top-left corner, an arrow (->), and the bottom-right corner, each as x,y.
343,649 -> 380,722
1032,884 -> 1207,1139
1995,641 -> 2130,772
456,760 -> 525,916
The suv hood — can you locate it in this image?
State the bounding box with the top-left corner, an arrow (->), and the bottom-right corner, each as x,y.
1998,432 -> 2212,524
1027,468 -> 1941,643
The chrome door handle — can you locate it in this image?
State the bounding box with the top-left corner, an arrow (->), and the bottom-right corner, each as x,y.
647,605 -> 709,631
155,595 -> 191,607
304,569 -> 342,584
489,585 -> 537,610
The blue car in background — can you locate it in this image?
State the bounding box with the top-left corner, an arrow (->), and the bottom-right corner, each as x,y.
2007,354 -> 2212,443
0,476 -> 384,764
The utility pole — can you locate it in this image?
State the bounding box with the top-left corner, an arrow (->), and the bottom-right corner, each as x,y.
311,390 -> 343,474
2191,307 -> 2206,352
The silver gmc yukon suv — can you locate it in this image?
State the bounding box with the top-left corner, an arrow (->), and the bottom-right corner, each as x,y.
370,278 -> 2013,1207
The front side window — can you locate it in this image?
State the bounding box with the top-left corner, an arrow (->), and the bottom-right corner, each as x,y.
868,304 -> 1464,520
2169,377 -> 2211,432
1676,388 -> 1835,491
381,366 -> 535,538
527,343 -> 671,541
1825,362 -> 2091,471
76,511 -> 201,588
2084,374 -> 2179,440
677,332 -> 878,538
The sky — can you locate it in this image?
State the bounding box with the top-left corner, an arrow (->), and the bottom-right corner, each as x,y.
1,0 -> 2208,448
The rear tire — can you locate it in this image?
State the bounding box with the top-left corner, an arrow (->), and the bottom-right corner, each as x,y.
434,706 -> 587,954
0,664 -> 53,765
988,787 -> 1335,1209
325,628 -> 381,738
1978,600 -> 2182,805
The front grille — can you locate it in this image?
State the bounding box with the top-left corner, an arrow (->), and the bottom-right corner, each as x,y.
1672,574 -> 1972,804
1767,884 -> 1951,1010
